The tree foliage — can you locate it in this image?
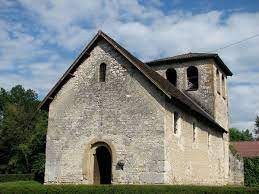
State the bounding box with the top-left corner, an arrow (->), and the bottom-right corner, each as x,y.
0,85 -> 47,182
244,157 -> 259,186
229,128 -> 253,142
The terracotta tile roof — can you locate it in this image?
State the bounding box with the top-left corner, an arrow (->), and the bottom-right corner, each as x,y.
39,30 -> 228,133
231,141 -> 259,157
145,52 -> 233,76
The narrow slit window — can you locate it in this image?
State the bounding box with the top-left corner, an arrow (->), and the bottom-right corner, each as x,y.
208,132 -> 210,147
222,75 -> 225,98
187,66 -> 198,90
216,70 -> 220,94
173,112 -> 180,134
166,68 -> 177,86
193,122 -> 196,142
99,63 -> 106,82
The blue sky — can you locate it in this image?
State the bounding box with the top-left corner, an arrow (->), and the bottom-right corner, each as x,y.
0,0 -> 258,131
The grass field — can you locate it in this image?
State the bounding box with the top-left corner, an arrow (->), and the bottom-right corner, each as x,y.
0,181 -> 259,193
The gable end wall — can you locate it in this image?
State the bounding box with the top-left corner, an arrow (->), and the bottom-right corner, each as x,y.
44,39 -> 166,184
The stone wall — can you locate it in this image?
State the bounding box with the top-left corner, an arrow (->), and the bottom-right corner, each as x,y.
228,152 -> 244,185
164,99 -> 227,185
45,39 -> 166,184
149,59 -> 229,130
150,60 -> 230,184
150,60 -> 215,116
212,63 -> 229,130
211,62 -> 230,182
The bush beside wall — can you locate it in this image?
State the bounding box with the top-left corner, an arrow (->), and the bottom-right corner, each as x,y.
0,182 -> 259,194
0,174 -> 34,183
244,157 -> 259,187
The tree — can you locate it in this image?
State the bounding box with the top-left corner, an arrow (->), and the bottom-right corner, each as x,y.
229,128 -> 253,142
254,116 -> 259,140
0,85 -> 47,181
30,111 -> 48,181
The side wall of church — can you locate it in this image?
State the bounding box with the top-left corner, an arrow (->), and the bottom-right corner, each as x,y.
164,99 -> 227,185
44,39 -> 166,184
212,62 -> 230,183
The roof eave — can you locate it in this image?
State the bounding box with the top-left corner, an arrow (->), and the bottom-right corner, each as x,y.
38,42 -> 94,110
146,55 -> 233,76
214,55 -> 233,76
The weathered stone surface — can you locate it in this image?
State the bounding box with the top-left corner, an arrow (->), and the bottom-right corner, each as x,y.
163,98 -> 228,185
228,152 -> 244,185
44,38 -> 234,185
151,60 -> 215,117
45,40 -> 165,184
150,59 -> 231,185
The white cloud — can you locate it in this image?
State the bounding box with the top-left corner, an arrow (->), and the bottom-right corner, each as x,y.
0,0 -> 258,130
0,19 -> 52,70
229,84 -> 259,131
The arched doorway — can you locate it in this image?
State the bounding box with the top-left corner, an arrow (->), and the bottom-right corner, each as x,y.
94,146 -> 112,184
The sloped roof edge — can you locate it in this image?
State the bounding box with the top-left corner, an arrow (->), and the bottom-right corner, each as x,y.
38,32 -> 101,110
39,30 -> 227,133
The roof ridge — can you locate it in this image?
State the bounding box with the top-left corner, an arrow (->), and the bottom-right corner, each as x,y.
145,52 -> 217,63
145,52 -> 232,76
232,141 -> 259,144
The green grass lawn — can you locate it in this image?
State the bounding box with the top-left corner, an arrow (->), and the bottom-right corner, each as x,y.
0,181 -> 259,194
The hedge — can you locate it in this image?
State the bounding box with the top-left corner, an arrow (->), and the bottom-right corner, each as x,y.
0,181 -> 259,194
0,174 -> 34,183
244,157 -> 259,187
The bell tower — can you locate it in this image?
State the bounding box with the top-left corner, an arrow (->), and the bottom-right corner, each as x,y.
147,53 -> 233,130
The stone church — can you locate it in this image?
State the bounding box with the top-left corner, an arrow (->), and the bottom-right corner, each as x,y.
40,30 -> 236,185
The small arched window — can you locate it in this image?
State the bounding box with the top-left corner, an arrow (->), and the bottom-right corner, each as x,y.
187,66 -> 198,90
99,63 -> 106,82
166,68 -> 177,86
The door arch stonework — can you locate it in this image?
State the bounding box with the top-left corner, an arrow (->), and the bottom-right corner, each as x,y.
82,140 -> 116,184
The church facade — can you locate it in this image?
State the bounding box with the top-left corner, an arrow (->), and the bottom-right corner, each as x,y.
40,31 -> 235,185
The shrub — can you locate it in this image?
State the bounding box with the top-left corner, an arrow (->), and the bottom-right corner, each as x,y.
244,157 -> 259,187
0,174 -> 34,182
0,182 -> 259,194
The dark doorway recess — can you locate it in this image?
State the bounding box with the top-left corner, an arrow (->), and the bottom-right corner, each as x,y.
94,146 -> 112,184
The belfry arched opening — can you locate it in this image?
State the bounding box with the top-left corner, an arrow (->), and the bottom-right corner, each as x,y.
93,146 -> 112,184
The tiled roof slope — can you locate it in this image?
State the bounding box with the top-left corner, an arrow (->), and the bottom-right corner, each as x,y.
39,30 -> 227,133
146,52 -> 233,76
231,141 -> 259,157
